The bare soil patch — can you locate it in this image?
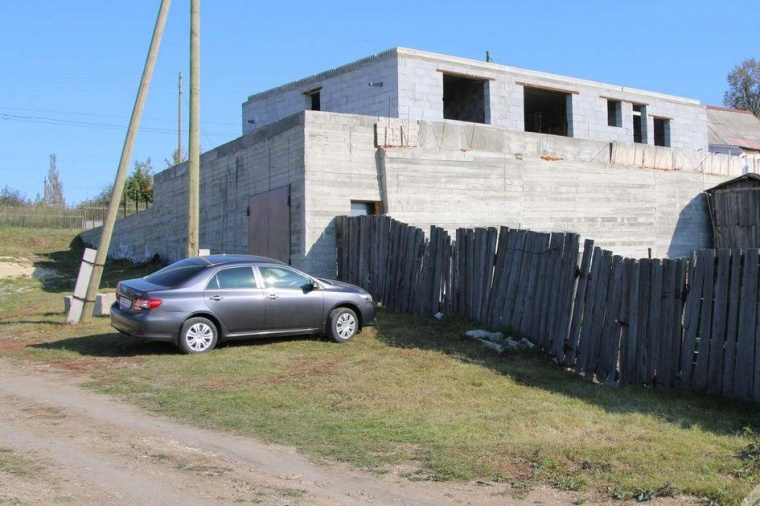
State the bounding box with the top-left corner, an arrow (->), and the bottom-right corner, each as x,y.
0,256 -> 59,279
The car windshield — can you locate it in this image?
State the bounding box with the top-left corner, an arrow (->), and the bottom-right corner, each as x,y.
144,258 -> 206,287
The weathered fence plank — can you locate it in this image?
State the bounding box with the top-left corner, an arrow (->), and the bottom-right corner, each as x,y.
620,259 -> 639,386
707,250 -> 731,394
680,251 -> 703,387
693,249 -> 716,391
566,239 -> 594,367
736,249 -> 759,399
722,249 -> 742,397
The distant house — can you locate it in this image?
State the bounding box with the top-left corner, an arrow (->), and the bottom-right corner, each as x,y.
705,173 -> 760,249
81,48 -> 760,277
707,106 -> 760,156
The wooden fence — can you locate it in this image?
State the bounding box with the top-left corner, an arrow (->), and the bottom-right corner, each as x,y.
0,205 -> 149,231
336,215 -> 760,403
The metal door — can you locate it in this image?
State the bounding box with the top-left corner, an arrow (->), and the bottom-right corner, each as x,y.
248,185 -> 291,263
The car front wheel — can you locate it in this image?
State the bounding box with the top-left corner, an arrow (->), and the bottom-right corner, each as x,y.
179,317 -> 218,354
326,307 -> 358,343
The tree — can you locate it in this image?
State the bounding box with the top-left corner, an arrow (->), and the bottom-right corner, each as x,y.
44,154 -> 66,207
165,147 -> 187,168
125,158 -> 154,211
0,186 -> 31,207
724,58 -> 760,117
77,184 -> 112,209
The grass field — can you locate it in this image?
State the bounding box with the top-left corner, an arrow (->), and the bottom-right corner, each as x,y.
1,226 -> 759,504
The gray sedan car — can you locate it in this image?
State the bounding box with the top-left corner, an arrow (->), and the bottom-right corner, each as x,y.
111,254 -> 376,353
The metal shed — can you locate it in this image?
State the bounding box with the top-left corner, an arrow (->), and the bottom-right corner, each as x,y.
705,173 -> 760,249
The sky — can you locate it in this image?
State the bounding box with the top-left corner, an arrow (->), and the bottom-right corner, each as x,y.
1,0 -> 758,206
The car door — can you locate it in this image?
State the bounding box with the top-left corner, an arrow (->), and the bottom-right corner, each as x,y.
203,266 -> 266,335
257,265 -> 324,332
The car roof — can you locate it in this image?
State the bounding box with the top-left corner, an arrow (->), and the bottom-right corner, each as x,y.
198,254 -> 287,267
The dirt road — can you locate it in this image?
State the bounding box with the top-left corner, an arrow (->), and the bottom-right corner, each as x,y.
0,359 -> 594,506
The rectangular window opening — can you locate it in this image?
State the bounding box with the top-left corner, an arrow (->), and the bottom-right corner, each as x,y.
524,87 -> 571,137
607,99 -> 622,127
653,117 -> 671,147
442,74 -> 487,124
633,104 -> 647,144
304,88 -> 321,111
350,201 -> 382,217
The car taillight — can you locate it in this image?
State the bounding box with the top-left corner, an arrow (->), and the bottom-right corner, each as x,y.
133,297 -> 163,310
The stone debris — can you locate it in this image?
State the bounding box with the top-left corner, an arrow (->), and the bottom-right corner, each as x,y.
465,330 -> 535,353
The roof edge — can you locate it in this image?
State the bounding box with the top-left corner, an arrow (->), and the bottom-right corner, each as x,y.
245,48 -> 399,102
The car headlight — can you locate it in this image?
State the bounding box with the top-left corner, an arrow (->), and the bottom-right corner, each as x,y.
359,292 -> 373,302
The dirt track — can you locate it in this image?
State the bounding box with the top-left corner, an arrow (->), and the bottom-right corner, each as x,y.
0,359 -> 600,506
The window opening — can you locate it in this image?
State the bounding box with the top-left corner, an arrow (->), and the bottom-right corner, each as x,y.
653,117 -> 670,147
524,87 -> 571,137
442,74 -> 487,124
304,88 -> 321,111
607,99 -> 622,127
633,104 -> 647,144
350,200 -> 382,216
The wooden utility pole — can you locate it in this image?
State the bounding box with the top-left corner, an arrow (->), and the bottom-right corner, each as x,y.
79,0 -> 172,324
178,72 -> 183,162
186,0 -> 200,257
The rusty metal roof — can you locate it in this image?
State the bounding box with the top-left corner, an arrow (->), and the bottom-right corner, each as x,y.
707,106 -> 760,151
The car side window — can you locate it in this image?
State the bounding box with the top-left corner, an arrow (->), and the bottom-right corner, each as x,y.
207,266 -> 258,290
259,266 -> 311,290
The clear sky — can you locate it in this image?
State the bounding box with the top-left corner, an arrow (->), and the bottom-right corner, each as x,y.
1,0 -> 758,206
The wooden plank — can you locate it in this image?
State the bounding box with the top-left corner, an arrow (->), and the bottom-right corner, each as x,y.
335,216 -> 346,280
620,259 -> 639,386
657,259 -> 677,388
736,249 -> 759,399
693,250 -> 716,391
519,233 -> 549,338
644,259 -> 663,385
464,229 -> 475,319
510,231 -> 534,332
576,247 -> 603,375
707,250 -> 731,394
671,259 -> 687,388
551,233 -> 580,362
566,239 -> 595,367
636,259 -> 652,384
501,230 -> 527,329
680,252 -> 703,387
539,234 -> 564,349
485,227 -> 510,326
586,250 -> 613,379
378,216 -> 391,304
455,228 -> 466,316
480,227 -> 498,323
596,255 -> 624,383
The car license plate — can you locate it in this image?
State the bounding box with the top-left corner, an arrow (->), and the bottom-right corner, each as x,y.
119,296 -> 133,310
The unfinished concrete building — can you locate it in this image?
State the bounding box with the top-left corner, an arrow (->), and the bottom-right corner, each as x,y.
81,48 -> 760,277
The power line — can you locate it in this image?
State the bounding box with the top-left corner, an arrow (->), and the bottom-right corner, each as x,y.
0,112 -> 236,137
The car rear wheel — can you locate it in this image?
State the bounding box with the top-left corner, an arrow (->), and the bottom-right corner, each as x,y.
326,307 -> 358,343
179,317 -> 218,354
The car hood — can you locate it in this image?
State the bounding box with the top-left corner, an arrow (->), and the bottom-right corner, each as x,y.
318,278 -> 366,293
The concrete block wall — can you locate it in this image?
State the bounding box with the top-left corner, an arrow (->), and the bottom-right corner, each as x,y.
82,114 -> 308,268
242,50 -> 399,134
243,48 -> 709,151
394,49 -> 708,150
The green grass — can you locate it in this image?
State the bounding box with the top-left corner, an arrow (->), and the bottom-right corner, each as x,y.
1,226 -> 759,504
